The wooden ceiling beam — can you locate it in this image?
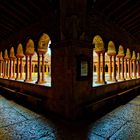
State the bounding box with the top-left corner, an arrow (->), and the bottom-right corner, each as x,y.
108,0 -> 130,17
3,1 -> 33,23
115,1 -> 140,21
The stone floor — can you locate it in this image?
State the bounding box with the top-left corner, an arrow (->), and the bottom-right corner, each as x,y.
1,94 -> 140,140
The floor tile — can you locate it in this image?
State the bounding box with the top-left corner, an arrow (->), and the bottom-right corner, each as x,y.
0,108 -> 26,128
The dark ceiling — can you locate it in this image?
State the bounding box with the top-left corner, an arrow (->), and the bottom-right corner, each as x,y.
0,0 -> 140,44
92,0 -> 140,42
0,0 -> 58,43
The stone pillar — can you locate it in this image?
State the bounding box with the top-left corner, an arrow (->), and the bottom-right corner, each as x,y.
101,52 -> 106,84
16,57 -> 20,80
117,57 -> 121,80
121,57 -> 125,80
133,59 -> 136,78
109,55 -> 112,81
36,54 -> 41,84
128,59 -> 131,79
19,57 -> 23,80
96,52 -> 101,83
113,55 -> 117,82
138,61 -> 140,78
25,55 -> 29,81
7,59 -> 10,78
9,58 -> 12,79
3,61 -> 5,78
12,59 -> 16,79
124,58 -> 127,79
130,59 -> 132,78
41,54 -> 45,83
29,55 -> 32,81
0,60 -> 3,77
4,59 -> 9,79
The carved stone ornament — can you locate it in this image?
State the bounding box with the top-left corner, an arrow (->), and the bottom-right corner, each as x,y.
125,48 -> 131,59
26,39 -> 35,55
117,45 -> 124,57
93,35 -> 104,53
38,33 -> 50,53
4,49 -> 9,59
0,52 -> 3,60
137,53 -> 140,60
10,47 -> 15,58
132,51 -> 136,60
17,43 -> 24,57
107,41 -> 116,55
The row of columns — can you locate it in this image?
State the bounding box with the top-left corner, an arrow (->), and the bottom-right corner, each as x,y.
95,51 -> 140,84
0,53 -> 50,84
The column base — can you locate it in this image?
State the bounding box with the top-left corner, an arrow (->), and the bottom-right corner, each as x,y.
8,77 -> 15,80
108,79 -> 117,82
16,78 -> 21,80
36,80 -> 47,84
24,79 -> 33,83
3,76 -> 8,79
95,81 -> 106,84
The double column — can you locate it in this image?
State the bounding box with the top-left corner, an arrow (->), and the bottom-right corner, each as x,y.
25,54 -> 33,82
0,60 -> 3,78
131,58 -> 136,79
9,57 -> 16,79
95,50 -> 106,84
108,54 -> 117,82
117,55 -> 125,81
16,56 -> 24,80
3,58 -> 9,79
36,51 -> 46,84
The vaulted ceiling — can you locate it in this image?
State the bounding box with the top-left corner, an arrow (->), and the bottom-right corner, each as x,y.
93,0 -> 140,42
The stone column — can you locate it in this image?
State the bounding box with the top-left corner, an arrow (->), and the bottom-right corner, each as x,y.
20,57 -> 23,80
12,59 -> 16,79
36,54 -> 41,84
96,52 -> 101,83
121,57 -> 125,80
41,54 -> 45,83
0,60 -> 3,78
3,61 -> 5,78
128,59 -> 131,79
101,52 -> 106,84
130,59 -> 132,78
109,55 -> 112,81
138,61 -> 140,78
16,57 -> 20,80
9,58 -> 12,79
117,57 -> 121,80
133,59 -> 136,78
113,55 -> 117,82
7,59 -> 10,78
29,55 -> 32,81
124,58 -> 127,79
25,55 -> 29,81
